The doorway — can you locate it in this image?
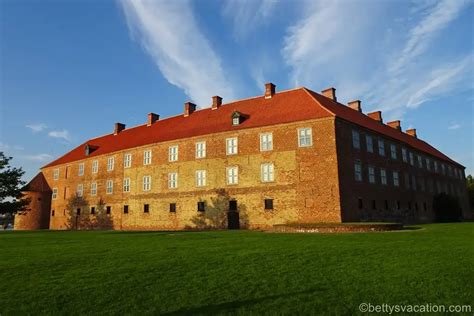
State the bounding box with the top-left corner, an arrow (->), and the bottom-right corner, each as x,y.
227,200 -> 240,229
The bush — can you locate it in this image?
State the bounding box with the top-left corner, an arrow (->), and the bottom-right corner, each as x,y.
433,193 -> 463,222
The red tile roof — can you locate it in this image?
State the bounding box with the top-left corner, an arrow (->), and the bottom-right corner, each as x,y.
42,87 -> 462,169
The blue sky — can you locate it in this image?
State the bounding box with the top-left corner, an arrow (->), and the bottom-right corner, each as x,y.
1,0 -> 473,181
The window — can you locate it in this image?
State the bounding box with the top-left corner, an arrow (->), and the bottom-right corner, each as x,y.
226,137 -> 238,155
402,148 -> 407,162
368,166 -> 375,184
143,176 -> 151,191
65,166 -> 69,179
358,198 -> 363,209
417,155 -> 423,168
106,206 -> 111,215
411,175 -> 417,190
298,128 -> 312,147
53,169 -> 59,180
52,188 -> 58,200
390,144 -> 397,159
441,164 -> 446,175
92,160 -> 98,174
169,145 -> 178,162
264,199 -> 274,210
107,157 -> 115,171
405,173 -> 410,189
423,202 -> 427,211
76,184 -> 83,197
227,166 -> 238,185
352,130 -> 360,149
123,178 -> 130,193
378,139 -> 385,156
380,169 -> 387,185
354,160 -> 362,182
106,180 -> 113,194
384,200 -> 389,210
393,171 -> 399,187
197,201 -> 205,212
196,141 -> 206,158
232,117 -> 240,126
409,152 -> 414,166
372,200 -> 376,210
397,201 -> 401,210
144,204 -> 150,213
91,182 -> 97,196
90,207 -> 95,215
434,161 -> 439,173
51,210 -> 55,216
426,158 -> 431,171
196,170 -> 206,187
124,205 -> 129,214
168,172 -> 178,189
419,177 -> 425,191
261,163 -> 274,182
169,203 -> 176,213
260,133 -> 273,151
76,208 -> 81,216
143,150 -> 152,165
366,135 -> 373,153
78,163 -> 84,176
124,153 -> 132,168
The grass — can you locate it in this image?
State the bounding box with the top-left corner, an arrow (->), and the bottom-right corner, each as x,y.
0,223 -> 473,315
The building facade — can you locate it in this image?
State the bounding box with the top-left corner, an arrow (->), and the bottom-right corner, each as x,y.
15,84 -> 471,230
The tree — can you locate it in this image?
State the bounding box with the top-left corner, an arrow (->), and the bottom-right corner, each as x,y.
467,174 -> 474,211
0,152 -> 29,215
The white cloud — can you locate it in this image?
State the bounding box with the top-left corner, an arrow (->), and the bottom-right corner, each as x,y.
389,0 -> 471,74
23,154 -> 53,162
48,130 -> 71,142
222,0 -> 277,39
448,123 -> 461,130
26,123 -> 47,133
120,0 -> 235,106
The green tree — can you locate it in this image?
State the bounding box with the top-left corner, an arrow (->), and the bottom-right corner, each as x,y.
467,174 -> 474,211
0,152 -> 29,215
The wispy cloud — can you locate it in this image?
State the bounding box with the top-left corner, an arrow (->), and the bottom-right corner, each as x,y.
23,153 -> 53,162
448,123 -> 462,130
48,130 -> 71,142
120,0 -> 235,106
389,0 -> 471,74
222,0 -> 277,40
26,123 -> 47,133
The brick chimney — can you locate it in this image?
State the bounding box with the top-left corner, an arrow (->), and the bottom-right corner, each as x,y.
212,96 -> 222,110
406,128 -> 417,138
367,111 -> 383,123
184,102 -> 197,117
347,100 -> 362,112
321,87 -> 336,101
147,113 -> 159,126
265,83 -> 276,99
114,123 -> 125,135
387,120 -> 401,131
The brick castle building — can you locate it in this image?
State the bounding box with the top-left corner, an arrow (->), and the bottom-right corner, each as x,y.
14,84 -> 471,230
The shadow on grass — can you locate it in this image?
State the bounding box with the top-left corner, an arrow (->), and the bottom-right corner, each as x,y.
162,288 -> 325,315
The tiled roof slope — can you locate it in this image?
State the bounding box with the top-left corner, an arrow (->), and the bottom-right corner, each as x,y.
42,87 -> 462,169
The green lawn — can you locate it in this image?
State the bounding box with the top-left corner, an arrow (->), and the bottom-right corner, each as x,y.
1,224 -> 473,315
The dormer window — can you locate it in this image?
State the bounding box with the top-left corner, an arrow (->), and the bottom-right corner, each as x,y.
85,144 -> 98,156
231,111 -> 247,126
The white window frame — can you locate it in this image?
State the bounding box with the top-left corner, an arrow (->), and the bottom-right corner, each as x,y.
78,163 -> 84,176
107,157 -> 115,171
53,168 -> 59,180
260,133 -> 273,151
196,141 -> 206,159
169,145 -> 178,162
232,117 -> 240,126
123,178 -> 130,193
352,130 -> 360,149
393,171 -> 399,187
378,139 -> 385,156
52,188 -> 58,199
226,166 -> 238,185
196,170 -> 206,187
354,160 -> 362,182
106,180 -> 113,194
390,144 -> 397,160
366,135 -> 373,153
77,184 -> 84,197
143,150 -> 152,165
168,172 -> 178,189
261,163 -> 275,182
368,166 -> 375,184
142,176 -> 151,192
226,137 -> 238,155
380,169 -> 387,185
92,160 -> 98,174
298,128 -> 312,147
124,153 -> 132,168
90,182 -> 97,196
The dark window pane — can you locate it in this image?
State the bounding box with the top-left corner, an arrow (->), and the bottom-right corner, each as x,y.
144,204 -> 149,213
264,199 -> 273,210
124,205 -> 129,214
169,203 -> 176,213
